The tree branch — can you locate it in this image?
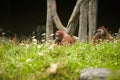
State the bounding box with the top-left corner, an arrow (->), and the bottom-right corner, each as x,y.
67,0 -> 90,35
51,0 -> 66,31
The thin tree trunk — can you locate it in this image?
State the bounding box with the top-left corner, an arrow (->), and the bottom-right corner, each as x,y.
79,3 -> 88,42
116,28 -> 120,39
51,0 -> 66,31
88,0 -> 98,41
50,0 -> 79,41
46,0 -> 54,40
67,0 -> 90,36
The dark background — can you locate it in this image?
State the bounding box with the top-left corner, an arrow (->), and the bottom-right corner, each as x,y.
0,0 -> 120,36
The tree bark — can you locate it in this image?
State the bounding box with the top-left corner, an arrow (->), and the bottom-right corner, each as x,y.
88,0 -> 98,41
116,28 -> 120,39
50,0 -> 79,41
46,0 -> 97,42
79,3 -> 88,42
67,0 -> 90,36
51,0 -> 66,31
46,0 -> 79,41
46,0 -> 54,40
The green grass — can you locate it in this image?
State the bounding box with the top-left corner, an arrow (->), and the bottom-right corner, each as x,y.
0,38 -> 120,80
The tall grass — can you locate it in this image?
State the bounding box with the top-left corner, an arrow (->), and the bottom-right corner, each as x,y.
0,38 -> 120,80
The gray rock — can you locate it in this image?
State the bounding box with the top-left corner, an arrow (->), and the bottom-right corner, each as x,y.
80,68 -> 110,80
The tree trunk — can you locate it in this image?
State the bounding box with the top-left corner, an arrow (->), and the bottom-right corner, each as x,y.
88,0 -> 98,41
67,0 -> 90,36
79,2 -> 88,42
49,0 -> 80,41
116,28 -> 120,39
45,0 -> 97,42
46,0 -> 54,40
66,0 -> 82,35
51,0 -> 66,31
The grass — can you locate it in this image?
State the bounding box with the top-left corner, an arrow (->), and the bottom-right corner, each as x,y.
0,37 -> 120,80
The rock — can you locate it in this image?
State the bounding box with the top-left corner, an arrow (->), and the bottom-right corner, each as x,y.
80,68 -> 110,80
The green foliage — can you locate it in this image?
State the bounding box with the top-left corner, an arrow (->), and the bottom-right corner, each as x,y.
0,39 -> 120,80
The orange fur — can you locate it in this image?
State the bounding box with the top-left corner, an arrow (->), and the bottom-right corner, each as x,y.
55,30 -> 74,45
92,26 -> 113,44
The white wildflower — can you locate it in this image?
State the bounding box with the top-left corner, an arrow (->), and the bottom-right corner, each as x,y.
41,39 -> 45,42
19,43 -> 24,46
25,44 -> 30,49
26,58 -> 32,62
38,52 -> 44,56
50,34 -> 54,37
41,50 -> 48,53
114,33 -> 117,36
32,36 -> 36,39
41,33 -> 46,36
37,45 -> 42,49
32,38 -> 37,44
114,40 -> 118,43
2,32 -> 5,35
49,44 -> 55,50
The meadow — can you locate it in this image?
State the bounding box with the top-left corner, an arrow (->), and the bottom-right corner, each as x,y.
0,37 -> 120,80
